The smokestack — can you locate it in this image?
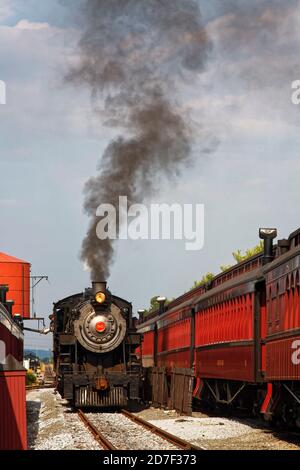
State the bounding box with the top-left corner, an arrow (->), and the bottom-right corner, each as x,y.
259,228 -> 277,265
92,281 -> 107,296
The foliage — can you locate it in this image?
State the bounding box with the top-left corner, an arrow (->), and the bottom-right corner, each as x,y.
148,296 -> 161,312
143,296 -> 172,316
190,242 -> 264,289
144,242 -> 265,313
26,371 -> 37,386
232,241 -> 264,263
220,264 -> 233,272
191,272 -> 215,290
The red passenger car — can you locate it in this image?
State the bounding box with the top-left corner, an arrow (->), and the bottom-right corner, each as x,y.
195,273 -> 257,381
137,319 -> 156,368
137,227 -> 300,427
261,229 -> 300,426
156,304 -> 193,370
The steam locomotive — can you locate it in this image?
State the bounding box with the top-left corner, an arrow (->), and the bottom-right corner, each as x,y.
52,282 -> 142,408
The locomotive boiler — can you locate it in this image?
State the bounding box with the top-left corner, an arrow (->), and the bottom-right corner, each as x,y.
52,282 -> 142,408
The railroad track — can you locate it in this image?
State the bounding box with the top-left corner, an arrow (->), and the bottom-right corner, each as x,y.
26,366 -> 56,391
44,365 -> 56,386
78,409 -> 204,451
78,410 -> 117,450
26,384 -> 55,391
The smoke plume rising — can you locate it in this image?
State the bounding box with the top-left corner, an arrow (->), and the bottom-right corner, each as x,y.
67,1 -> 212,280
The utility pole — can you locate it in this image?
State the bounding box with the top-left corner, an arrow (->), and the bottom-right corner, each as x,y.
31,276 -> 49,319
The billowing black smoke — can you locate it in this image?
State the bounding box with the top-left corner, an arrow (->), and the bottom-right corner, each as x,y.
67,0 -> 212,280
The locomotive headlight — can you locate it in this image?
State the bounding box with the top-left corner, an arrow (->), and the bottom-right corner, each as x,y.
95,321 -> 106,333
95,292 -> 106,304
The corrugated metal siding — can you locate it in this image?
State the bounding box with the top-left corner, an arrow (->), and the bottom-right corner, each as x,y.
265,251 -> 300,336
195,293 -> 254,347
195,345 -> 254,381
266,285 -> 300,335
136,330 -> 155,367
142,330 -> 155,356
157,350 -> 190,369
266,334 -> 300,380
264,252 -> 300,379
158,318 -> 191,353
0,370 -> 27,450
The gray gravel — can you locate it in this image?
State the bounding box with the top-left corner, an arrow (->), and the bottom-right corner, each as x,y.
85,412 -> 180,450
27,389 -> 102,450
148,416 -> 255,444
27,389 -> 180,450
26,390 -> 300,450
135,409 -> 300,450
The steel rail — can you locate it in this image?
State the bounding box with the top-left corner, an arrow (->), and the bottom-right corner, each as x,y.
77,410 -> 116,450
121,409 -> 204,450
78,408 -> 204,451
25,385 -> 55,391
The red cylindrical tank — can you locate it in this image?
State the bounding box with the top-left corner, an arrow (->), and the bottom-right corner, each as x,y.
0,253 -> 30,318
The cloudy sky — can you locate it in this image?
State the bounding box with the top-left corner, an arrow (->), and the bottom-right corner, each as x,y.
1,0 -> 300,350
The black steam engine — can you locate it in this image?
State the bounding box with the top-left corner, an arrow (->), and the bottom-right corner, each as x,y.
52,282 -> 142,408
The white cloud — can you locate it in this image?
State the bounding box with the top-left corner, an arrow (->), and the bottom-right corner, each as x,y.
15,19 -> 49,30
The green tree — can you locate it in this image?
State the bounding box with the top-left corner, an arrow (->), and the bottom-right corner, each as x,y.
232,241 -> 263,263
26,371 -> 37,386
190,272 -> 215,290
149,296 -> 160,312
220,264 -> 233,272
143,242 -> 265,315
191,242 -> 264,287
143,296 -> 171,316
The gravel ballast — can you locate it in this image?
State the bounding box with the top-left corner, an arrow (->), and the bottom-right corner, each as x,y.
26,389 -> 102,450
84,412 -> 179,450
26,390 -> 300,450
135,408 -> 300,450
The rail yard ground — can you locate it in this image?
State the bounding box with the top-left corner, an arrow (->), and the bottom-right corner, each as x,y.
26,388 -> 102,450
26,389 -> 300,450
